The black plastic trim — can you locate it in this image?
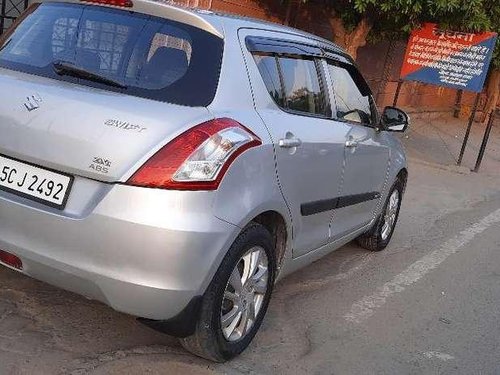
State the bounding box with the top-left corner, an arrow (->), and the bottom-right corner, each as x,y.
137,296 -> 203,338
301,198 -> 339,216
337,192 -> 381,209
246,36 -> 323,57
301,192 -> 381,216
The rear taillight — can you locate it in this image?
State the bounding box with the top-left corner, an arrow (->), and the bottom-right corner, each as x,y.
127,118 -> 262,191
0,250 -> 23,270
80,0 -> 133,7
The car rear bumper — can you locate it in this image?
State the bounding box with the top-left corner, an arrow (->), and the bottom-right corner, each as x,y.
0,180 -> 238,321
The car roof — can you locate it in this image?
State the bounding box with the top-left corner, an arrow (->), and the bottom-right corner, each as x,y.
191,7 -> 347,56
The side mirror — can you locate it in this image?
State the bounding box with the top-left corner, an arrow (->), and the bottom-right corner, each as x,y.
380,106 -> 409,132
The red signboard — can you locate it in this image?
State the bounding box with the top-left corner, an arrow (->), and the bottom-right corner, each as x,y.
400,23 -> 497,92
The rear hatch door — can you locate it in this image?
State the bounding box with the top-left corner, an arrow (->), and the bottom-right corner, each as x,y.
0,69 -> 212,182
0,2 -> 223,182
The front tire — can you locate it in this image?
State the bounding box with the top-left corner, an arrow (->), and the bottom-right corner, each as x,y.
357,178 -> 403,252
180,223 -> 275,362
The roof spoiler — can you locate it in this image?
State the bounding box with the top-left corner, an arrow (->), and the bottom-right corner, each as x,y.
38,0 -> 223,38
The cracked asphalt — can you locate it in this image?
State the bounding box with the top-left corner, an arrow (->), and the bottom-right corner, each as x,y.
1,159 -> 500,375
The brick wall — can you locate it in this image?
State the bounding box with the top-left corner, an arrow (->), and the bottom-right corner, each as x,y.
8,0 -> 490,114
166,0 -> 486,114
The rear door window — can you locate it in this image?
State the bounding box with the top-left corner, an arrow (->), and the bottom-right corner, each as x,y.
253,55 -> 284,107
278,56 -> 327,116
0,3 -> 223,106
253,53 -> 329,117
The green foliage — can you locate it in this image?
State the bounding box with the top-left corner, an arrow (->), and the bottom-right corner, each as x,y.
277,0 -> 499,68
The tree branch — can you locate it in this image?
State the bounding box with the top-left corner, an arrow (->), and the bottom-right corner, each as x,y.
327,12 -> 373,60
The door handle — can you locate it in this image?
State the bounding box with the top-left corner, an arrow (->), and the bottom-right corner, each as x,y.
345,139 -> 359,148
279,138 -> 302,148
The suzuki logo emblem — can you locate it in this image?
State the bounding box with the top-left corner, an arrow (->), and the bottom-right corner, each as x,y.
24,93 -> 42,112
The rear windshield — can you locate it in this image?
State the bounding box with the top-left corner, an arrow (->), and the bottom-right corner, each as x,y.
0,3 -> 223,106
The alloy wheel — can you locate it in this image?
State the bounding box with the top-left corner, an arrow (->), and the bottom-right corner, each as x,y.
381,189 -> 400,241
220,246 -> 269,342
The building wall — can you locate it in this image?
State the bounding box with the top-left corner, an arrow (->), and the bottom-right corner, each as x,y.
5,0 -> 491,114
167,0 -> 487,114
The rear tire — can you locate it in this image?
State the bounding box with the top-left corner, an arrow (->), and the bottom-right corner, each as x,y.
357,178 -> 403,252
180,223 -> 275,362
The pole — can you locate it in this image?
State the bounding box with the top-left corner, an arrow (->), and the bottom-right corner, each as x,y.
393,80 -> 403,107
453,89 -> 463,118
473,111 -> 495,173
457,92 -> 481,165
376,39 -> 394,103
0,0 -> 7,34
283,0 -> 293,26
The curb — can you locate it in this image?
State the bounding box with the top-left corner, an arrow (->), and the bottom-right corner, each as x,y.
408,157 -> 471,175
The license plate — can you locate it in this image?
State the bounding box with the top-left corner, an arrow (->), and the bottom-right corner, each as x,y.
0,155 -> 73,209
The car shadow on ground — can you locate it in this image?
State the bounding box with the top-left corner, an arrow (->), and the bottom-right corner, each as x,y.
0,241 -> 373,374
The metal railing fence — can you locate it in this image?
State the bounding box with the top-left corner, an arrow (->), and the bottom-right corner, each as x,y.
0,0 -> 28,35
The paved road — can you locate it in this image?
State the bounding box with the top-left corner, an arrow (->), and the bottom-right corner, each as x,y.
1,160 -> 500,375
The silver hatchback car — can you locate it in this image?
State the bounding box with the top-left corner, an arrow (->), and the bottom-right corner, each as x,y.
0,0 -> 408,361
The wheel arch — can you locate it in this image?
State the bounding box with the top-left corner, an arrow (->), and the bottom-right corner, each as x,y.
396,167 -> 408,193
248,210 -> 289,273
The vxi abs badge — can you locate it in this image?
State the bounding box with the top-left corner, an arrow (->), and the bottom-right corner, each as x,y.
23,93 -> 42,112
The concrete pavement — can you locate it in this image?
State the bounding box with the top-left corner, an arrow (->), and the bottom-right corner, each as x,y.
1,115 -> 500,373
401,110 -> 500,175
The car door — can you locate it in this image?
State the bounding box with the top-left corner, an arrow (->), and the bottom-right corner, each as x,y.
243,33 -> 352,257
326,59 -> 391,239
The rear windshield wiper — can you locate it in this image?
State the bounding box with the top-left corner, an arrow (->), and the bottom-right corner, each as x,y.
52,60 -> 127,89
0,39 -> 12,53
